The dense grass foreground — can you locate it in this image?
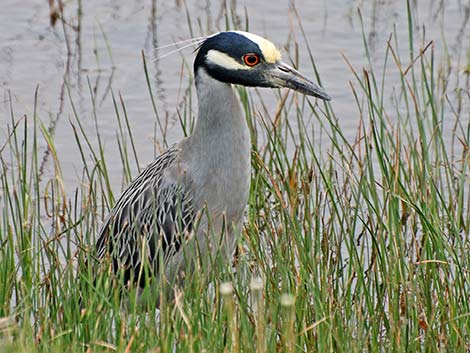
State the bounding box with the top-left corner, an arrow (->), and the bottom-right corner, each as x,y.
1,7 -> 470,353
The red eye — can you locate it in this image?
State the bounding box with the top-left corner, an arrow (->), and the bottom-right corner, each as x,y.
243,53 -> 260,67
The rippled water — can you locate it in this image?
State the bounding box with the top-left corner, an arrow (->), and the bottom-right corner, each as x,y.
1,0 -> 469,189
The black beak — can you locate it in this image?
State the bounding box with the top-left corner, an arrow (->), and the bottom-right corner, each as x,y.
265,62 -> 331,101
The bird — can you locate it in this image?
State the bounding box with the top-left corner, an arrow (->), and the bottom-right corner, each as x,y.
94,31 -> 330,299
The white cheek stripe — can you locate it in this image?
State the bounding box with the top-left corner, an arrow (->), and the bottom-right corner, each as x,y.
206,50 -> 250,70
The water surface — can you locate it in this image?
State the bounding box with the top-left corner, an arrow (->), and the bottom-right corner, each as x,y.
1,0 -> 469,189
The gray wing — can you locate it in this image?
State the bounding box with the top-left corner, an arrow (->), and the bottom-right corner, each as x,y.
95,146 -> 194,287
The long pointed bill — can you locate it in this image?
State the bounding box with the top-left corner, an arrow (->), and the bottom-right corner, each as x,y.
266,62 -> 331,101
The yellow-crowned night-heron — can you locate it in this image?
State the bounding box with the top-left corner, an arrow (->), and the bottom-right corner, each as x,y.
95,31 -> 330,293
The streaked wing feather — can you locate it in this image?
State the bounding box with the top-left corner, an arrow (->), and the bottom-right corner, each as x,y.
95,146 -> 193,286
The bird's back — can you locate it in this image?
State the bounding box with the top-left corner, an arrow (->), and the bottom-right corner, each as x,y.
95,144 -> 194,287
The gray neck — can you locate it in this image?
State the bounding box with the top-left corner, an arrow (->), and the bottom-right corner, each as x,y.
191,69 -> 246,140
184,68 -> 251,218
188,68 -> 250,157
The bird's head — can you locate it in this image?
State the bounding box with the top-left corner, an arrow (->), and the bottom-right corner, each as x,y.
194,31 -> 331,101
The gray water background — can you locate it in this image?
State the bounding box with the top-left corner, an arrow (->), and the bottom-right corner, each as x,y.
1,0 -> 469,191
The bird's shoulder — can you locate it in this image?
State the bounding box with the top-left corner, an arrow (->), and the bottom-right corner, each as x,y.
122,142 -> 190,191
96,143 -> 193,250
